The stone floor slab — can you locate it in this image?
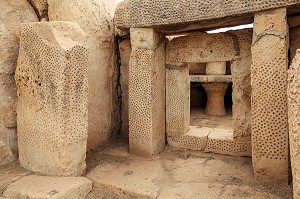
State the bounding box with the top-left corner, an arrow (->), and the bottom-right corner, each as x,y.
3,175 -> 92,199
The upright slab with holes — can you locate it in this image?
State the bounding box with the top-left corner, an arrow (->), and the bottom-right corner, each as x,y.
129,28 -> 166,156
251,8 -> 289,183
16,22 -> 89,176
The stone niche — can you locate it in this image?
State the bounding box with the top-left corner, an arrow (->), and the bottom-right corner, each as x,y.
166,29 -> 252,156
16,22 -> 89,176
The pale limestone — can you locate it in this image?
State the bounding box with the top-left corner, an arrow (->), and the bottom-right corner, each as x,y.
3,175 -> 92,199
129,28 -> 166,157
0,0 -> 38,165
48,0 -> 118,152
166,64 -> 190,136
115,0 -> 300,29
168,127 -> 210,151
202,83 -> 229,116
16,22 -> 88,176
119,39 -> 131,140
205,129 -> 251,156
206,62 -> 226,75
251,8 -> 289,183
288,49 -> 300,199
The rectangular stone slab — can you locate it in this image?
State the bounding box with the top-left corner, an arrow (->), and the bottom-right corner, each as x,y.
16,22 -> 89,176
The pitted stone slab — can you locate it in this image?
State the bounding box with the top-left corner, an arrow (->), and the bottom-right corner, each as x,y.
115,0 -> 300,29
16,22 -> 88,176
3,175 -> 92,199
205,129 -> 251,157
168,127 -> 211,151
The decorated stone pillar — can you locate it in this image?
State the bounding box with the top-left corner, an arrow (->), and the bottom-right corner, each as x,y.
129,28 -> 166,156
251,8 -> 289,183
166,64 -> 190,136
16,22 -> 89,176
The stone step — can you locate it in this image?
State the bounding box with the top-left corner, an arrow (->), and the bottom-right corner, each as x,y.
3,175 -> 92,199
168,126 -> 251,157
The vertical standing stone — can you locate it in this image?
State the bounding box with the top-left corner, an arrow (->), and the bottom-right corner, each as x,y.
129,28 -> 166,156
16,22 -> 88,176
0,0 -> 38,165
251,8 -> 289,183
48,0 -> 118,152
166,64 -> 190,136
288,50 -> 300,199
119,39 -> 132,140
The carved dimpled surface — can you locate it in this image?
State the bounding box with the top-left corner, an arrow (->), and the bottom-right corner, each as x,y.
129,43 -> 165,155
166,66 -> 190,136
16,22 -> 88,176
115,0 -> 300,28
251,9 -> 289,182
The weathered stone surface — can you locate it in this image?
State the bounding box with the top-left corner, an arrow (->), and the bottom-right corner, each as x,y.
166,64 -> 190,136
290,26 -> 300,61
114,0 -> 300,29
206,62 -> 226,75
48,0 -> 118,152
28,0 -> 48,19
16,22 -> 88,176
3,175 -> 92,199
202,83 -> 229,116
166,32 -> 236,64
0,0 -> 38,165
129,28 -> 166,157
205,129 -> 251,157
119,39 -> 131,140
251,8 -> 289,183
288,49 -> 300,199
168,127 -> 209,151
166,30 -> 251,138
231,29 -> 252,139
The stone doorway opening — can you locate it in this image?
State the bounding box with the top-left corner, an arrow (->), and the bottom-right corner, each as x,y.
189,60 -> 233,130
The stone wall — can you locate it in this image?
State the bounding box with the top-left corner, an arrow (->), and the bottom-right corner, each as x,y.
48,0 -> 119,152
0,0 -> 38,165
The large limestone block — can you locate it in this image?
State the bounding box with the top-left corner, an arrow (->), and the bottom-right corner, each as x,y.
166,64 -> 190,136
119,39 -> 131,140
129,28 -> 166,157
230,29 -> 252,138
251,8 -> 289,183
16,22 -> 88,176
288,50 -> 300,199
115,0 -> 300,30
3,175 -> 92,199
48,0 -> 118,151
0,0 -> 38,165
28,0 -> 48,19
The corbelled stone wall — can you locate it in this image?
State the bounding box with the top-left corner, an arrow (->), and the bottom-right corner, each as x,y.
0,0 -> 38,165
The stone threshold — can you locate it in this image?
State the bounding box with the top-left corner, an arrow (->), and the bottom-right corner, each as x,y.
168,126 -> 251,157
